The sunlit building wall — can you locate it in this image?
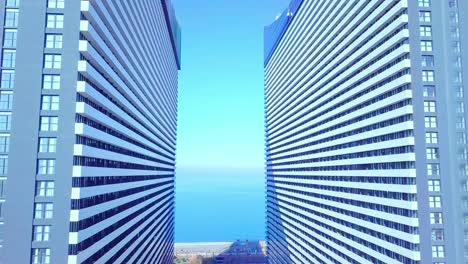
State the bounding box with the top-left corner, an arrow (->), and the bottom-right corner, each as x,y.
264,0 -> 467,263
0,0 -> 180,263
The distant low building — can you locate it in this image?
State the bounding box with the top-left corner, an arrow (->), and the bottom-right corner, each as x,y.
214,240 -> 266,264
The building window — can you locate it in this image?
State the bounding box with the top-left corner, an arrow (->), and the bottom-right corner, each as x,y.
457,117 -> 466,129
0,70 -> 15,89
0,115 -> 12,131
0,156 -> 8,175
0,179 -> 6,198
36,181 -> 55,197
47,0 -> 65,8
31,248 -> 51,264
429,196 -> 442,208
38,138 -> 57,153
418,0 -> 431,7
4,9 -> 19,27
44,54 -> 62,69
2,50 -> 16,68
422,55 -> 434,67
34,203 -> 54,219
33,226 -> 51,242
5,0 -> 20,8
427,148 -> 439,160
456,102 -> 465,113
431,229 -> 444,241
45,34 -> 63,49
0,92 -> 13,111
37,159 -> 56,175
419,11 -> 431,22
424,101 -> 436,113
458,132 -> 467,144
42,75 -> 60,90
46,14 -> 64,29
0,136 -> 9,153
425,117 -> 437,128
426,132 -> 438,144
421,40 -> 433,52
455,85 -> 464,98
428,180 -> 441,192
432,245 -> 445,258
41,95 -> 60,111
420,26 -> 432,37
40,116 -> 58,131
422,70 -> 435,82
423,85 -> 436,97
3,29 -> 17,48
430,212 -> 443,224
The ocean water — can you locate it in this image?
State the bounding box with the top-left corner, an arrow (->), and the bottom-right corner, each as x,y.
175,169 -> 266,242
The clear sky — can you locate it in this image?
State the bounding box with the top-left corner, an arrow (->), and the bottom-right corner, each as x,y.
172,0 -> 290,171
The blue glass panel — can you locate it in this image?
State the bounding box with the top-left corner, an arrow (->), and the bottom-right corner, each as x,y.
162,0 -> 182,69
264,0 -> 304,66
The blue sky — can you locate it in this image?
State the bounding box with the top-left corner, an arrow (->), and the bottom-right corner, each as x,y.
172,0 -> 290,171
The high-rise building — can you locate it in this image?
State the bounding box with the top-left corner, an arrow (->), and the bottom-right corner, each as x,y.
0,0 -> 180,263
264,0 -> 466,263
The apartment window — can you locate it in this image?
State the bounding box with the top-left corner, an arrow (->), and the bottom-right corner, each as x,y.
428,180 -> 441,192
423,86 -> 436,97
432,245 -> 445,258
0,70 -> 15,90
420,26 -> 432,37
422,70 -> 435,82
451,27 -> 460,38
47,0 -> 65,8
34,203 -> 54,219
457,102 -> 465,113
36,181 -> 54,197
421,40 -> 433,52
37,159 -> 55,175
5,0 -> 20,7
0,201 -> 4,218
3,29 -> 17,48
0,136 -> 9,153
426,132 -> 438,144
429,196 -> 442,208
458,132 -> 467,144
418,0 -> 430,7
44,54 -> 61,69
457,117 -> 466,129
430,212 -> 443,224
0,179 -> 5,198
456,86 -> 464,98
453,41 -> 461,53
422,55 -> 434,67
2,50 -> 16,68
420,11 -> 431,22
45,34 -> 63,49
46,14 -> 64,29
424,101 -> 436,113
42,75 -> 60,90
40,116 -> 58,131
4,9 -> 19,27
41,95 -> 59,111
38,138 -> 57,153
432,229 -> 444,241
427,148 -> 439,160
31,248 -> 51,264
33,226 -> 50,242
0,115 -> 11,131
425,117 -> 437,128
0,92 -> 13,110
0,156 -> 7,175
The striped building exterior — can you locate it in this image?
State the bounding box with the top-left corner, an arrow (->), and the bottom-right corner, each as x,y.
0,0 -> 180,263
264,0 -> 467,263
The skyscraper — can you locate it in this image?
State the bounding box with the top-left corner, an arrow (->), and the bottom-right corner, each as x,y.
264,0 -> 466,263
0,0 -> 180,263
